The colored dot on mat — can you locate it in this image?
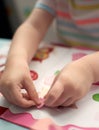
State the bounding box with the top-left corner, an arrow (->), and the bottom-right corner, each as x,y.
30,70 -> 38,80
54,70 -> 60,75
92,93 -> 99,102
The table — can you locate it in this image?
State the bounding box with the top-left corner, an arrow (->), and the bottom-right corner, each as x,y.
0,119 -> 28,130
1,38 -> 99,130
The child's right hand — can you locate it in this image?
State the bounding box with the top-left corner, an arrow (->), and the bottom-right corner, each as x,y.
0,58 -> 40,108
45,58 -> 94,107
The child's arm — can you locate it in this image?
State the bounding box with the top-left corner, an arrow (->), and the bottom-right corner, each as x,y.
8,8 -> 54,63
0,8 -> 54,108
45,52 -> 99,107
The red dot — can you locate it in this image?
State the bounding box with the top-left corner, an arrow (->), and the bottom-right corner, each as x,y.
30,70 -> 38,80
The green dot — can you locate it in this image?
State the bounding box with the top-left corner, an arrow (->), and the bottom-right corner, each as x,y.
54,70 -> 60,75
92,93 -> 99,102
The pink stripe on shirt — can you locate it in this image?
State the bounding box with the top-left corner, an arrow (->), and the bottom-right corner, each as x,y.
76,18 -> 99,25
57,11 -> 71,19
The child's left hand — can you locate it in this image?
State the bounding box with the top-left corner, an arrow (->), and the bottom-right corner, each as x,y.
45,59 -> 94,107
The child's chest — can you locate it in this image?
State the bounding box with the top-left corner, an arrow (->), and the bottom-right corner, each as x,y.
56,0 -> 99,14
56,0 -> 99,31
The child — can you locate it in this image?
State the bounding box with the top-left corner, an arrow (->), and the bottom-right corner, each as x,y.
0,0 -> 99,108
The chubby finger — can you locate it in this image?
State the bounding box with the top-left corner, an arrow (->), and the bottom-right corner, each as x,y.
45,81 -> 64,106
48,94 -> 70,107
62,97 -> 76,107
3,86 -> 35,108
23,77 -> 41,105
45,86 -> 73,107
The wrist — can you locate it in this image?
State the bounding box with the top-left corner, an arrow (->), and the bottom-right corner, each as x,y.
80,53 -> 99,83
5,55 -> 29,69
80,58 -> 94,84
73,58 -> 94,84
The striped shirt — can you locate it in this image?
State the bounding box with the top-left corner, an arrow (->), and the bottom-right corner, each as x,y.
35,0 -> 99,50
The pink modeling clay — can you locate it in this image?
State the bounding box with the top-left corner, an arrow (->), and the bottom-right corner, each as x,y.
37,98 -> 45,109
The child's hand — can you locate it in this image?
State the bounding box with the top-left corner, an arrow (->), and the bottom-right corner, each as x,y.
45,59 -> 94,107
0,59 -> 40,108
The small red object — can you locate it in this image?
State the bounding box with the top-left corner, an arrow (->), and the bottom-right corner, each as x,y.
30,70 -> 38,80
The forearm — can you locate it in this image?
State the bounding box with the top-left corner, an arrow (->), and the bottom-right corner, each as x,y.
6,9 -> 54,66
7,22 -> 44,64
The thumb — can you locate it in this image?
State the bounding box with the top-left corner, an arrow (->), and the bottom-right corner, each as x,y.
23,77 -> 41,105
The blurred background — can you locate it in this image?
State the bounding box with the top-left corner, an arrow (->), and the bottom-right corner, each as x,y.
0,0 -> 57,41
